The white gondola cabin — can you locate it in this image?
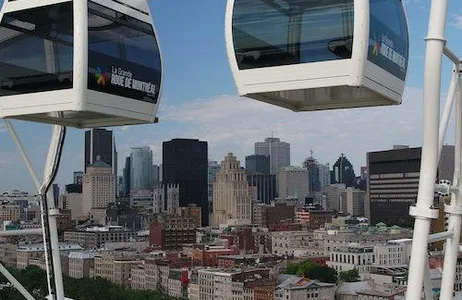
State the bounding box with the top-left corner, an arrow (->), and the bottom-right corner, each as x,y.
0,0 -> 162,128
225,0 -> 409,111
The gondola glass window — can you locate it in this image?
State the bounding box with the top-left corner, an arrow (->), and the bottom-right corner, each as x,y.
232,0 -> 354,70
368,0 -> 408,80
0,2 -> 74,96
87,1 -> 162,104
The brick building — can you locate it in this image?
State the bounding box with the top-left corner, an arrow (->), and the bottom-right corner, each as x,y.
149,216 -> 196,251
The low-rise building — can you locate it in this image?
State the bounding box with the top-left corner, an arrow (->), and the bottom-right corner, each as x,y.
68,252 -> 95,279
16,243 -> 82,270
274,275 -> 336,300
327,244 -> 375,273
0,243 -> 17,267
130,263 -> 146,290
149,216 -> 196,251
91,252 -> 143,288
64,226 -> 137,249
198,268 -> 270,300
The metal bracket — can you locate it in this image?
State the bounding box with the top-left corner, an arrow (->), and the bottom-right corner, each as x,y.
435,179 -> 452,196
444,204 -> 462,215
49,209 -> 60,217
409,205 -> 439,219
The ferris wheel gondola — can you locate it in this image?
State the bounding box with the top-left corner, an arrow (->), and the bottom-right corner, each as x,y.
0,0 -> 163,128
225,0 -> 409,111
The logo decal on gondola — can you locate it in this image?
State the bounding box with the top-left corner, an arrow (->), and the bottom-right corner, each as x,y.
372,42 -> 380,56
370,34 -> 406,70
110,66 -> 157,95
95,67 -> 110,87
379,35 -> 406,70
371,33 -> 380,56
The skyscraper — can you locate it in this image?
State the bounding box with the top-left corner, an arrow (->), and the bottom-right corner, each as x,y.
278,166 -> 309,203
82,157 -> 116,224
208,161 -> 221,214
163,139 -> 208,226
122,156 -> 131,198
212,153 -> 252,226
245,154 -> 270,174
130,147 -> 153,191
255,137 -> 290,175
153,165 -> 161,186
246,173 -> 276,204
319,163 -> 331,188
303,154 -> 320,192
331,154 -> 356,187
367,145 -> 454,227
84,128 -> 117,176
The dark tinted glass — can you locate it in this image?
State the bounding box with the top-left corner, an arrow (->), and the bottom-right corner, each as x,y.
367,0 -> 408,80
87,1 -> 162,104
232,0 -> 354,70
0,2 -> 73,96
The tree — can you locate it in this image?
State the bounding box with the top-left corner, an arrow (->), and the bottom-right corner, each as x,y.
284,261 -> 299,275
305,265 -> 338,283
0,266 -> 179,300
283,260 -> 338,283
339,268 -> 360,282
296,260 -> 315,277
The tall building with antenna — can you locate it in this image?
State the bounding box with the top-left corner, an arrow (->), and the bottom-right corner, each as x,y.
255,136 -> 290,175
303,150 -> 320,192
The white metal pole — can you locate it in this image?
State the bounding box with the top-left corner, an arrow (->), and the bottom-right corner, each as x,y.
439,69 -> 458,158
439,74 -> 462,300
423,259 -> 433,300
4,119 -> 53,295
0,263 -> 36,300
41,124 -> 66,300
406,0 -> 449,299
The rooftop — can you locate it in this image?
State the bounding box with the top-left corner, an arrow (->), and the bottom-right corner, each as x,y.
68,251 -> 95,260
18,243 -> 82,252
276,275 -> 335,291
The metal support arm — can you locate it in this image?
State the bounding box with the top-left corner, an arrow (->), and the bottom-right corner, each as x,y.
3,119 -> 67,300
0,264 -> 36,300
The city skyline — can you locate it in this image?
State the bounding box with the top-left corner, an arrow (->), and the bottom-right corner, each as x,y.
0,126 -> 449,194
1,0 -> 462,192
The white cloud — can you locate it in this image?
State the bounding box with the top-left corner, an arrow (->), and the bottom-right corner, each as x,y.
451,14 -> 462,29
119,86 -> 431,174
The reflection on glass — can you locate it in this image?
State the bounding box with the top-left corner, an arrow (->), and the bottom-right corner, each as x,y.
87,1 -> 162,104
232,0 -> 354,70
0,2 -> 74,96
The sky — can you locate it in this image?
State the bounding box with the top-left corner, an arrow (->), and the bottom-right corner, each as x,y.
1,0 -> 462,193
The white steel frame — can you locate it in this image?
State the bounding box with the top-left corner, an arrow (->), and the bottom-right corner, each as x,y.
405,0 -> 462,299
0,0 -> 163,128
224,0 -> 408,111
1,119 -> 66,300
